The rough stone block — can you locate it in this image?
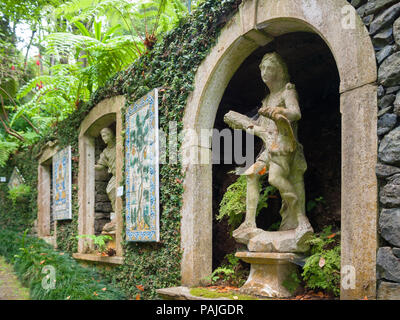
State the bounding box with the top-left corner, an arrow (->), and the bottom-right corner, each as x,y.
379,127 -> 400,165
379,208 -> 400,247
380,174 -> 400,207
377,247 -> 400,282
376,162 -> 400,178
378,52 -> 400,86
369,3 -> 400,35
377,281 -> 400,300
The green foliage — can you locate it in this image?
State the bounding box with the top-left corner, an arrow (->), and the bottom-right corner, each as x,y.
0,139 -> 18,167
306,196 -> 326,213
282,271 -> 301,295
8,184 -> 31,205
302,226 -> 341,296
205,253 -> 248,287
0,229 -> 126,300
217,174 -> 277,229
77,234 -> 112,253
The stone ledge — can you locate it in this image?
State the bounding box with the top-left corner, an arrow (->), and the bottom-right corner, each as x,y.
73,253 -> 124,265
235,252 -> 301,265
157,286 -> 229,300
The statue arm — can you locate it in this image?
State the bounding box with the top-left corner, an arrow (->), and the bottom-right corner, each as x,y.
258,84 -> 301,122
95,151 -> 107,170
224,111 -> 265,138
282,83 -> 301,122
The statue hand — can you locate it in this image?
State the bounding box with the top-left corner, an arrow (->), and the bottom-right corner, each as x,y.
259,106 -> 285,120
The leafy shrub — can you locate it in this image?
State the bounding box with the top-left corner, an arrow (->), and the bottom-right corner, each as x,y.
0,229 -> 126,300
217,174 -> 277,229
8,184 -> 31,205
76,234 -> 113,254
302,226 -> 341,296
205,253 -> 249,287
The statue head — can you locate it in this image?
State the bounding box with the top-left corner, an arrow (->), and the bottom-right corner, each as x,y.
100,127 -> 115,145
259,52 -> 290,86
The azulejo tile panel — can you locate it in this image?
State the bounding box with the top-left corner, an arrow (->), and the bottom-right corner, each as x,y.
52,146 -> 72,220
125,89 -> 160,242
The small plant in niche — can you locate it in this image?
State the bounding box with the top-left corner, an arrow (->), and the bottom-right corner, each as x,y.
217,173 -> 277,230
77,234 -> 113,256
204,253 -> 249,287
301,226 -> 341,296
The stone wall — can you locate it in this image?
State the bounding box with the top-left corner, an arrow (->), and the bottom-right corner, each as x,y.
352,0 -> 400,300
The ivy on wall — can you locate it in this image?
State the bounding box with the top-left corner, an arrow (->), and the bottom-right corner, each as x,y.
0,0 -> 243,299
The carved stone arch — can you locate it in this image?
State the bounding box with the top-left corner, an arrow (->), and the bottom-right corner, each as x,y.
181,0 -> 377,300
77,95 -> 125,260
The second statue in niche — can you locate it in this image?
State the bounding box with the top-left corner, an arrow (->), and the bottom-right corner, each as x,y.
95,127 -> 117,234
224,52 -> 313,253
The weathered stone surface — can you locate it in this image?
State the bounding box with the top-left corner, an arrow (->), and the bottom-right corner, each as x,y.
95,212 -> 110,220
379,127 -> 400,165
369,3 -> 400,35
236,252 -> 299,298
340,84 -> 378,300
376,45 -> 394,64
378,113 -> 397,135
376,162 -> 400,178
386,86 -> 400,94
95,193 -> 109,202
378,85 -> 385,98
394,91 -> 400,116
379,208 -> 400,247
245,224 -> 313,253
94,219 -> 109,234
377,247 -> 400,282
378,94 -> 396,109
394,16 -> 400,46
95,168 -> 110,181
393,248 -> 400,258
363,14 -> 374,26
351,0 -> 367,8
378,52 -> 400,86
95,201 -> 112,212
372,28 -> 393,50
380,173 -> 400,207
377,281 -> 400,300
356,3 -> 368,17
365,0 -> 400,15
378,106 -> 393,117
156,286 -> 229,300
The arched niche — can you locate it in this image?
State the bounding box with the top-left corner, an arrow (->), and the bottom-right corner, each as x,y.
76,95 -> 125,264
181,0 -> 377,300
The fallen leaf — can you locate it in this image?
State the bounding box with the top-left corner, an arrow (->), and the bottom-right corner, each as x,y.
102,288 -> 107,291
136,284 -> 144,291
136,294 -> 141,300
40,260 -> 45,265
319,257 -> 326,268
327,233 -> 336,239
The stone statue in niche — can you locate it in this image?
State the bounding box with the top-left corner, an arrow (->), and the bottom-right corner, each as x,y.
95,127 -> 116,234
224,52 -> 313,253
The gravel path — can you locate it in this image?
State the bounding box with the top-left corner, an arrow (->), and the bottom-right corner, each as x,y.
0,256 -> 29,300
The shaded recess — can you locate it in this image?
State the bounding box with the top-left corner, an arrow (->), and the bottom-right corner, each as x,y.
212,32 -> 341,269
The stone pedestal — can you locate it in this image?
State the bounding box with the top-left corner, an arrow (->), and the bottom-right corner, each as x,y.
236,252 -> 300,298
